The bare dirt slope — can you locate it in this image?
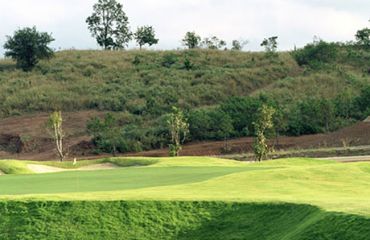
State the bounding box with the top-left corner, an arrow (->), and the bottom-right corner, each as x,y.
0,112 -> 369,160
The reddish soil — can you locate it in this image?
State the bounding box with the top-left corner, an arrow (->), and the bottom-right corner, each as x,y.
0,111 -> 369,160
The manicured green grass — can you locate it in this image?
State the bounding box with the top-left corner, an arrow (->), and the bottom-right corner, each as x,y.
0,157 -> 370,215
1,157 -> 370,239
1,201 -> 370,240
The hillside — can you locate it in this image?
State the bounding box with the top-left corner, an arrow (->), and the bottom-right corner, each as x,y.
0,49 -> 368,116
0,48 -> 369,158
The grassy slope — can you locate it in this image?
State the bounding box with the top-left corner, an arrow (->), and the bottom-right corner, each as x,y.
0,50 -> 299,116
1,201 -> 370,240
0,49 -> 368,118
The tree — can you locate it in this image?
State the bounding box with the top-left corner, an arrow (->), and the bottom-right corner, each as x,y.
202,36 -> 227,50
87,113 -> 123,156
86,0 -> 131,50
167,107 -> 189,157
134,26 -> 159,49
231,39 -> 248,51
261,36 -> 278,56
253,105 -> 275,162
4,27 -> 54,71
355,28 -> 370,47
182,32 -> 201,49
47,111 -> 66,162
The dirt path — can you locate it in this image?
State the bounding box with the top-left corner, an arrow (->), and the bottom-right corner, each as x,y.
319,155 -> 370,163
27,163 -> 119,174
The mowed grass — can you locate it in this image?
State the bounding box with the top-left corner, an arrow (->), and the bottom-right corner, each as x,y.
1,157 -> 370,216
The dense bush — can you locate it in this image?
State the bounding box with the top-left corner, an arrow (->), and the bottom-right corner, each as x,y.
355,85 -> 370,118
188,108 -> 234,140
292,40 -> 338,68
220,97 -> 264,136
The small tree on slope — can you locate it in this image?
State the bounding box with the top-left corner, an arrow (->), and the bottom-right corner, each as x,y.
134,26 -> 159,49
47,111 -> 67,162
168,107 -> 189,157
253,105 -> 275,162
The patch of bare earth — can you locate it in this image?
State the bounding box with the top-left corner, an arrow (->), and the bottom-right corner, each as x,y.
0,170 -> 4,175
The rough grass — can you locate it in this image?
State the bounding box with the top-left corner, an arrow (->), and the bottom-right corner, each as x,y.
1,201 -> 370,240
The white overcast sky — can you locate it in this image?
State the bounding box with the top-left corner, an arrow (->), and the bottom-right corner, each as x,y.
0,0 -> 369,55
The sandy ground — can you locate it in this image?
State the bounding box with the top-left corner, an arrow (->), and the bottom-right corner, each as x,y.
28,164 -> 67,173
77,163 -> 118,171
27,163 -> 119,174
319,155 -> 370,163
0,170 -> 3,175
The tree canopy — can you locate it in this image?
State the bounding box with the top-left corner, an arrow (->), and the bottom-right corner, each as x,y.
86,0 -> 131,50
4,27 -> 54,71
134,26 -> 159,49
182,32 -> 201,49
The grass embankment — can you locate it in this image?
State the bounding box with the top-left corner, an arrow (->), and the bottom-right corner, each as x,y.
1,201 -> 370,240
0,157 -> 370,239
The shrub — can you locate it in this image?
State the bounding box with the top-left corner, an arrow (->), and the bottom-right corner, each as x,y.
292,40 -> 338,68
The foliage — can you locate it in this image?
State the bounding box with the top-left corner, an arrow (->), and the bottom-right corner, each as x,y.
188,108 -> 234,140
47,111 -> 66,161
86,0 -> 131,50
182,32 -> 201,49
253,105 -> 275,161
292,40 -> 338,68
134,25 -> 159,49
231,39 -> 248,51
220,96 -> 265,136
202,36 -> 227,50
161,53 -> 178,68
355,28 -> 370,47
260,36 -> 278,56
3,26 -> 54,71
287,98 -> 336,136
355,85 -> 370,118
167,107 -> 189,157
87,113 -> 123,155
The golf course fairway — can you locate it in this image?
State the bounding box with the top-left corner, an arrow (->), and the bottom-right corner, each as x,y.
0,157 -> 370,239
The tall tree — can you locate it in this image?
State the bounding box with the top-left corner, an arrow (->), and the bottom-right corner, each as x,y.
4,27 -> 54,71
231,39 -> 248,51
182,32 -> 201,49
261,36 -> 278,56
253,105 -> 275,162
355,28 -> 370,47
168,107 -> 189,157
134,26 -> 159,49
202,36 -> 227,50
86,0 -> 131,50
47,111 -> 67,162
